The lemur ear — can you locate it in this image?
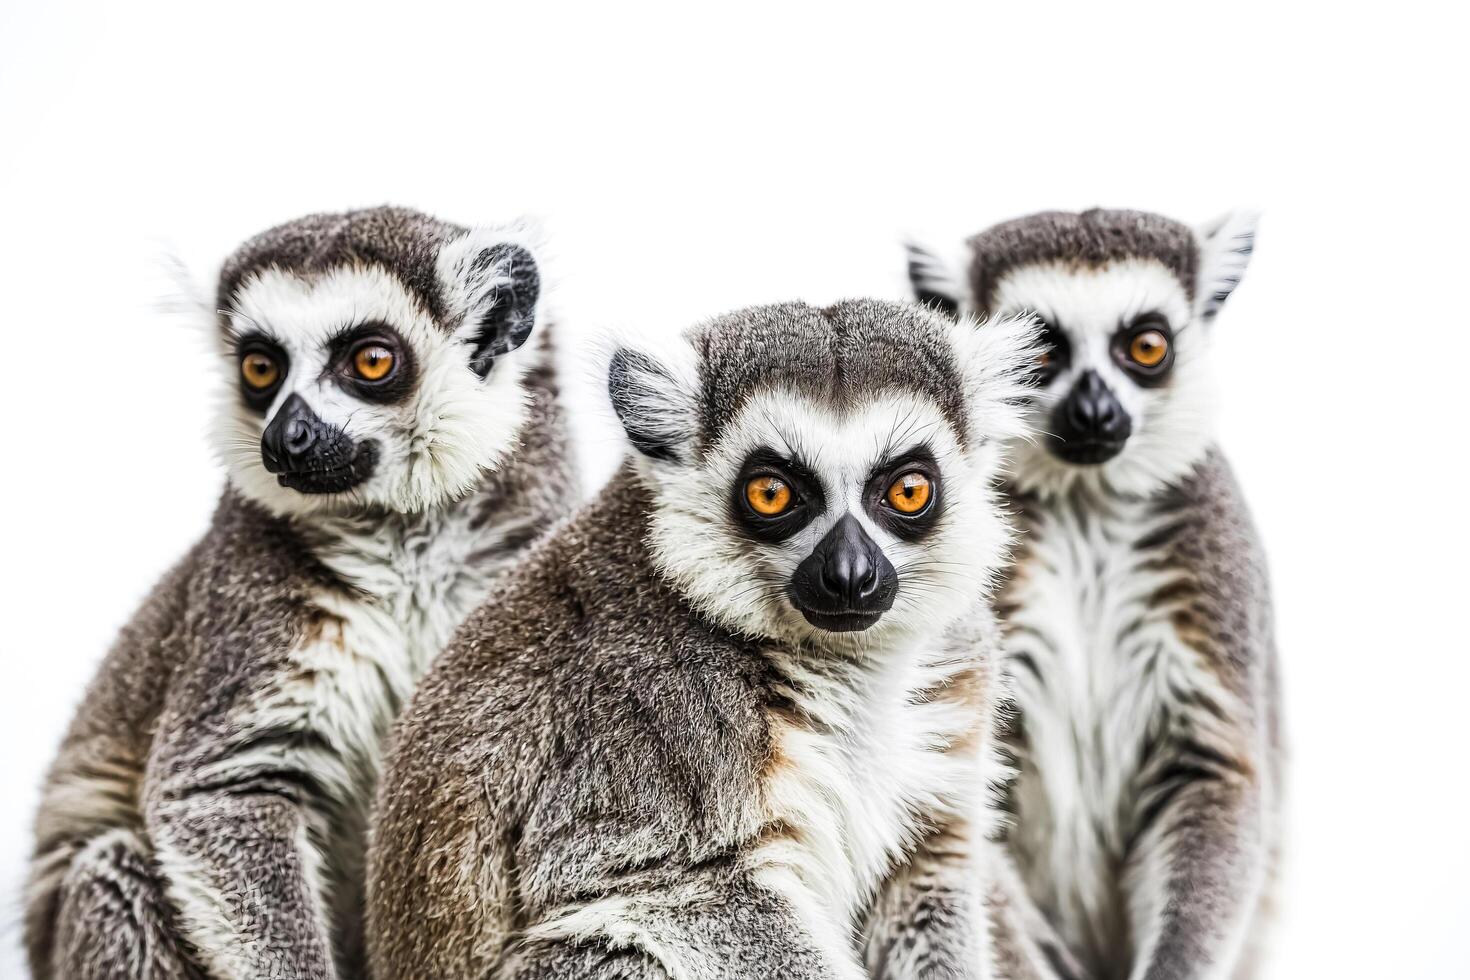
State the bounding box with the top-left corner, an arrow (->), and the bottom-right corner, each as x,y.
437,231 -> 541,378
946,312 -> 1043,445
607,343 -> 701,463
1195,210 -> 1259,321
905,240 -> 963,318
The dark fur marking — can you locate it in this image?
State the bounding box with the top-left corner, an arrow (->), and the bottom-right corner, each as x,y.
1176,737 -> 1252,778
694,300 -> 973,451
218,207 -> 460,327
608,348 -> 684,462
967,209 -> 1200,316
1129,761 -> 1221,852
1135,518 -> 1191,552
464,243 -> 539,379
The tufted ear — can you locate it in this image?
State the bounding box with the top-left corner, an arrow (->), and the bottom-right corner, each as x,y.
607,343 -> 702,463
1195,210 -> 1259,322
904,240 -> 963,318
437,231 -> 541,378
946,312 -> 1043,445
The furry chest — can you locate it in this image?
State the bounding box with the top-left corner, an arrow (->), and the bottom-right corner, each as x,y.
753,656 -> 983,939
1000,497 -> 1213,953
263,519 -> 508,804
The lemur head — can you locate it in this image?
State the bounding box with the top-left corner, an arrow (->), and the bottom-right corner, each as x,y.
212,206 -> 543,518
907,208 -> 1257,497
608,300 -> 1037,650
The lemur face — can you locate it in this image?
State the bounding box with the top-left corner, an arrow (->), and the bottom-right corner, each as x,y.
908,208 -> 1257,497
212,209 -> 542,518
609,300 -> 1037,649
991,258 -> 1214,495
697,387 -> 967,638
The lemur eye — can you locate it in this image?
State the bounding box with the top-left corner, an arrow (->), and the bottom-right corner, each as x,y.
353,344 -> 396,382
1128,330 -> 1169,368
1031,317 -> 1067,378
241,352 -> 280,390
885,472 -> 932,514
745,476 -> 794,517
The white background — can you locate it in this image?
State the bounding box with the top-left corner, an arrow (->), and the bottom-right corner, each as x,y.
2,2 -> 1466,977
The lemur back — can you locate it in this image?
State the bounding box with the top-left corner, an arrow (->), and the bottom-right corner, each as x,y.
26,206 -> 574,980
909,208 -> 1282,980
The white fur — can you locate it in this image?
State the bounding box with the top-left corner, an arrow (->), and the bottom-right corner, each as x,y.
1003,490 -> 1248,968
42,224 -> 555,978
904,238 -> 968,309
747,635 -> 996,977
258,505 -> 514,930
1195,210 -> 1260,321
989,259 -> 1219,498
643,386 -> 1012,652
434,221 -> 550,331
520,882 -> 721,980
607,338 -> 1030,973
215,248 -> 535,519
912,216 -> 1262,975
613,311 -> 1037,651
154,491 -> 521,975
151,834 -> 271,980
601,324 -> 706,461
597,314 -> 1034,974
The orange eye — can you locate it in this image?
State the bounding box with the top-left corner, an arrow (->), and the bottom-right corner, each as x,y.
241,352 -> 280,390
1129,330 -> 1169,368
745,476 -> 793,516
886,472 -> 932,514
353,344 -> 395,381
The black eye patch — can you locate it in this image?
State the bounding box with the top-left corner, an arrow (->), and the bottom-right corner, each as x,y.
730,448 -> 825,543
1017,313 -> 1068,387
325,321 -> 418,404
864,447 -> 944,541
1111,312 -> 1175,388
235,332 -> 289,413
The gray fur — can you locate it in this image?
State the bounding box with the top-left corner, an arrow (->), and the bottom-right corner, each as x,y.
908,208 -> 1280,978
368,468 -> 840,978
983,212 -> 1275,979
26,207 -> 575,980
367,300 -> 1044,979
218,206 -> 462,324
965,210 -> 1198,315
687,300 -> 974,450
999,453 -> 1281,980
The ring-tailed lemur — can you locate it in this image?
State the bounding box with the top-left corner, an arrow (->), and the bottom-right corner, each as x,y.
909,209 -> 1282,980
25,206 -> 576,980
367,299 -> 1066,979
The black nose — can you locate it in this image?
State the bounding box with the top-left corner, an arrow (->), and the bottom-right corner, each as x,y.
283,415 -> 315,456
820,527 -> 879,605
1063,370 -> 1129,439
261,393 -> 327,472
788,514 -> 898,632
1051,370 -> 1132,464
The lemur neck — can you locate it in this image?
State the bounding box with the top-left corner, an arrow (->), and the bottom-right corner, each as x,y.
1012,449 -> 1226,535
1016,441 -> 1219,508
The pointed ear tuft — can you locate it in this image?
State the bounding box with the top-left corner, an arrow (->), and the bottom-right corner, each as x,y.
438,230 -> 541,378
905,240 -> 963,318
946,312 -> 1042,445
1195,210 -> 1260,321
608,345 -> 700,463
